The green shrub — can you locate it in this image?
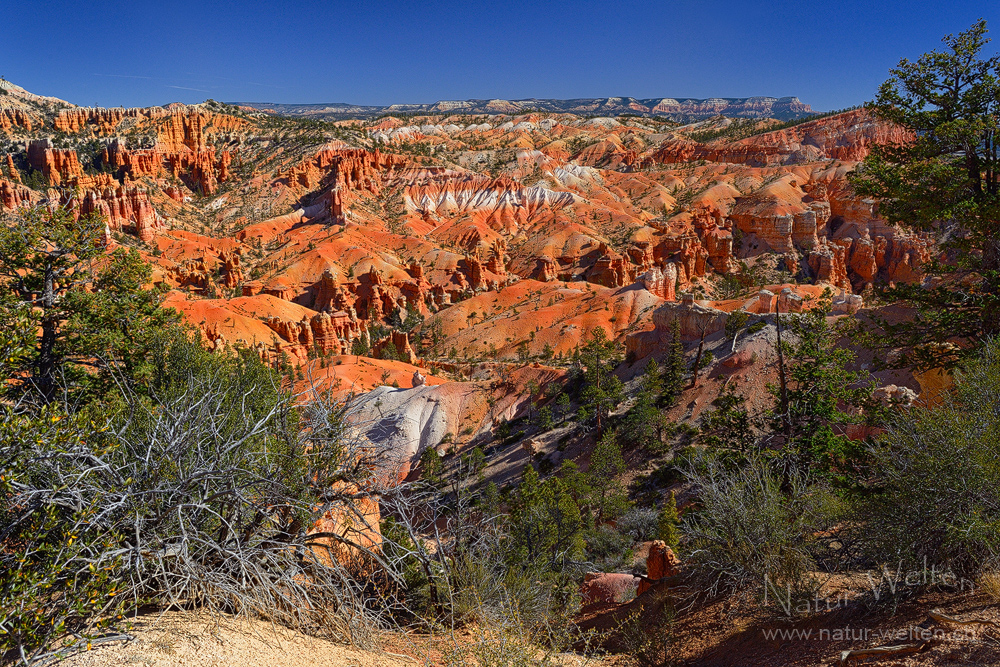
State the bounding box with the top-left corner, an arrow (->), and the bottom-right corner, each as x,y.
682,453 -> 842,598
864,339 -> 1000,578
1,339 -> 393,660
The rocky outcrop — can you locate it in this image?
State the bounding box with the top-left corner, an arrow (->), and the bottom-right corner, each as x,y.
0,109 -> 34,134
373,331 -> 417,365
582,572 -> 640,605
4,155 -> 20,183
282,147 -> 404,197
639,263 -> 678,301
27,139 -> 85,186
402,171 -> 576,231
835,222 -> 934,290
729,194 -> 830,255
92,111 -> 241,195
0,178 -> 32,209
53,106 -> 174,134
265,310 -> 365,357
649,109 -> 909,167
872,384 -> 918,407
637,541 -> 680,596
533,256 -> 558,282
831,289 -> 863,315
586,243 -> 632,287
739,108 -> 912,162
73,185 -> 163,242
807,241 -> 849,288
626,296 -> 727,360
348,384 -> 455,476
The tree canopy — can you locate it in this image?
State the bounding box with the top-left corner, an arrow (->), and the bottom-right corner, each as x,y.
851,19 -> 1000,368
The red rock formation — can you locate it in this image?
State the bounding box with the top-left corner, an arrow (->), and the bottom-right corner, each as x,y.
164,184 -> 183,202
93,111 -> 242,195
847,236 -> 878,288
328,187 -> 344,223
640,263 -> 678,300
883,233 -> 933,284
637,540 -> 680,595
648,109 -> 910,167
4,155 -> 20,183
729,193 -> 830,255
627,241 -> 655,273
739,108 -> 912,162
281,147 -> 404,198
72,185 -> 162,242
703,225 -> 735,273
807,241 -> 850,289
27,139 -> 85,186
586,243 -> 632,287
265,309 -> 365,358
219,251 -> 244,288
0,178 -> 32,210
372,331 -> 417,364
581,572 -> 639,605
54,107 -> 174,134
533,256 -> 558,282
0,109 -> 34,134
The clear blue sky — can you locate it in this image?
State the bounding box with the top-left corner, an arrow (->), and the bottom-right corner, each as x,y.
3,1 -> 997,111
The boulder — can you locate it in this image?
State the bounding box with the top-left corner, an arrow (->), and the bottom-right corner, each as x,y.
581,572 -> 640,605
637,540 -> 680,596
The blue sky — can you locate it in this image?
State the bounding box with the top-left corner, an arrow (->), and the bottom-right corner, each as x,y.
3,1 -> 997,111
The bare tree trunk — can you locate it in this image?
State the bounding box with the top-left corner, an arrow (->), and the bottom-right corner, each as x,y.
690,328 -> 707,388
776,311 -> 790,440
36,264 -> 57,403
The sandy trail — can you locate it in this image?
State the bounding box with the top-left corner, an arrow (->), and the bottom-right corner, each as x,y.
59,612 -> 411,667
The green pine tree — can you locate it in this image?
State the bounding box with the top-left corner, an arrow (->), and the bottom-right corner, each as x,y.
588,431 -> 630,522
850,19 -> 1000,368
657,490 -> 680,549
577,327 -> 624,434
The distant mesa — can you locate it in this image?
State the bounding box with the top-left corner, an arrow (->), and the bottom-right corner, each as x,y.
231,96 -> 814,121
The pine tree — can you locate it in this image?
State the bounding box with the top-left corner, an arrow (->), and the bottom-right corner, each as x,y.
771,308 -> 872,483
0,206 -> 180,404
577,327 -> 624,434
624,359 -> 671,452
588,431 -> 630,521
699,388 -> 755,452
850,20 -> 1000,368
660,319 -> 686,404
657,491 -> 680,549
507,465 -> 585,566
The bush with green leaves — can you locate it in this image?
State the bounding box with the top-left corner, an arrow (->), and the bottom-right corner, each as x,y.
681,452 -> 843,598
1,336 -> 397,662
863,338 -> 1000,578
0,411 -> 131,665
618,507 -> 660,543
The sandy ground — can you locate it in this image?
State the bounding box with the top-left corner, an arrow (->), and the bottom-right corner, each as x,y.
59,612 -> 411,667
56,612 -> 600,667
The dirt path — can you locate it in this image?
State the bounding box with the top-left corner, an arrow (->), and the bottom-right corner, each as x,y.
59,612 -> 412,667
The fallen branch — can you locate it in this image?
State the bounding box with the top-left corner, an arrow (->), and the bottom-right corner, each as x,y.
839,641 -> 932,664
838,609 -> 999,664
929,608 -> 1000,630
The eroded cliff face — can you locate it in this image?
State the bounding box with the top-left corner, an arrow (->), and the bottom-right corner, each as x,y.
1,80 -> 930,379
